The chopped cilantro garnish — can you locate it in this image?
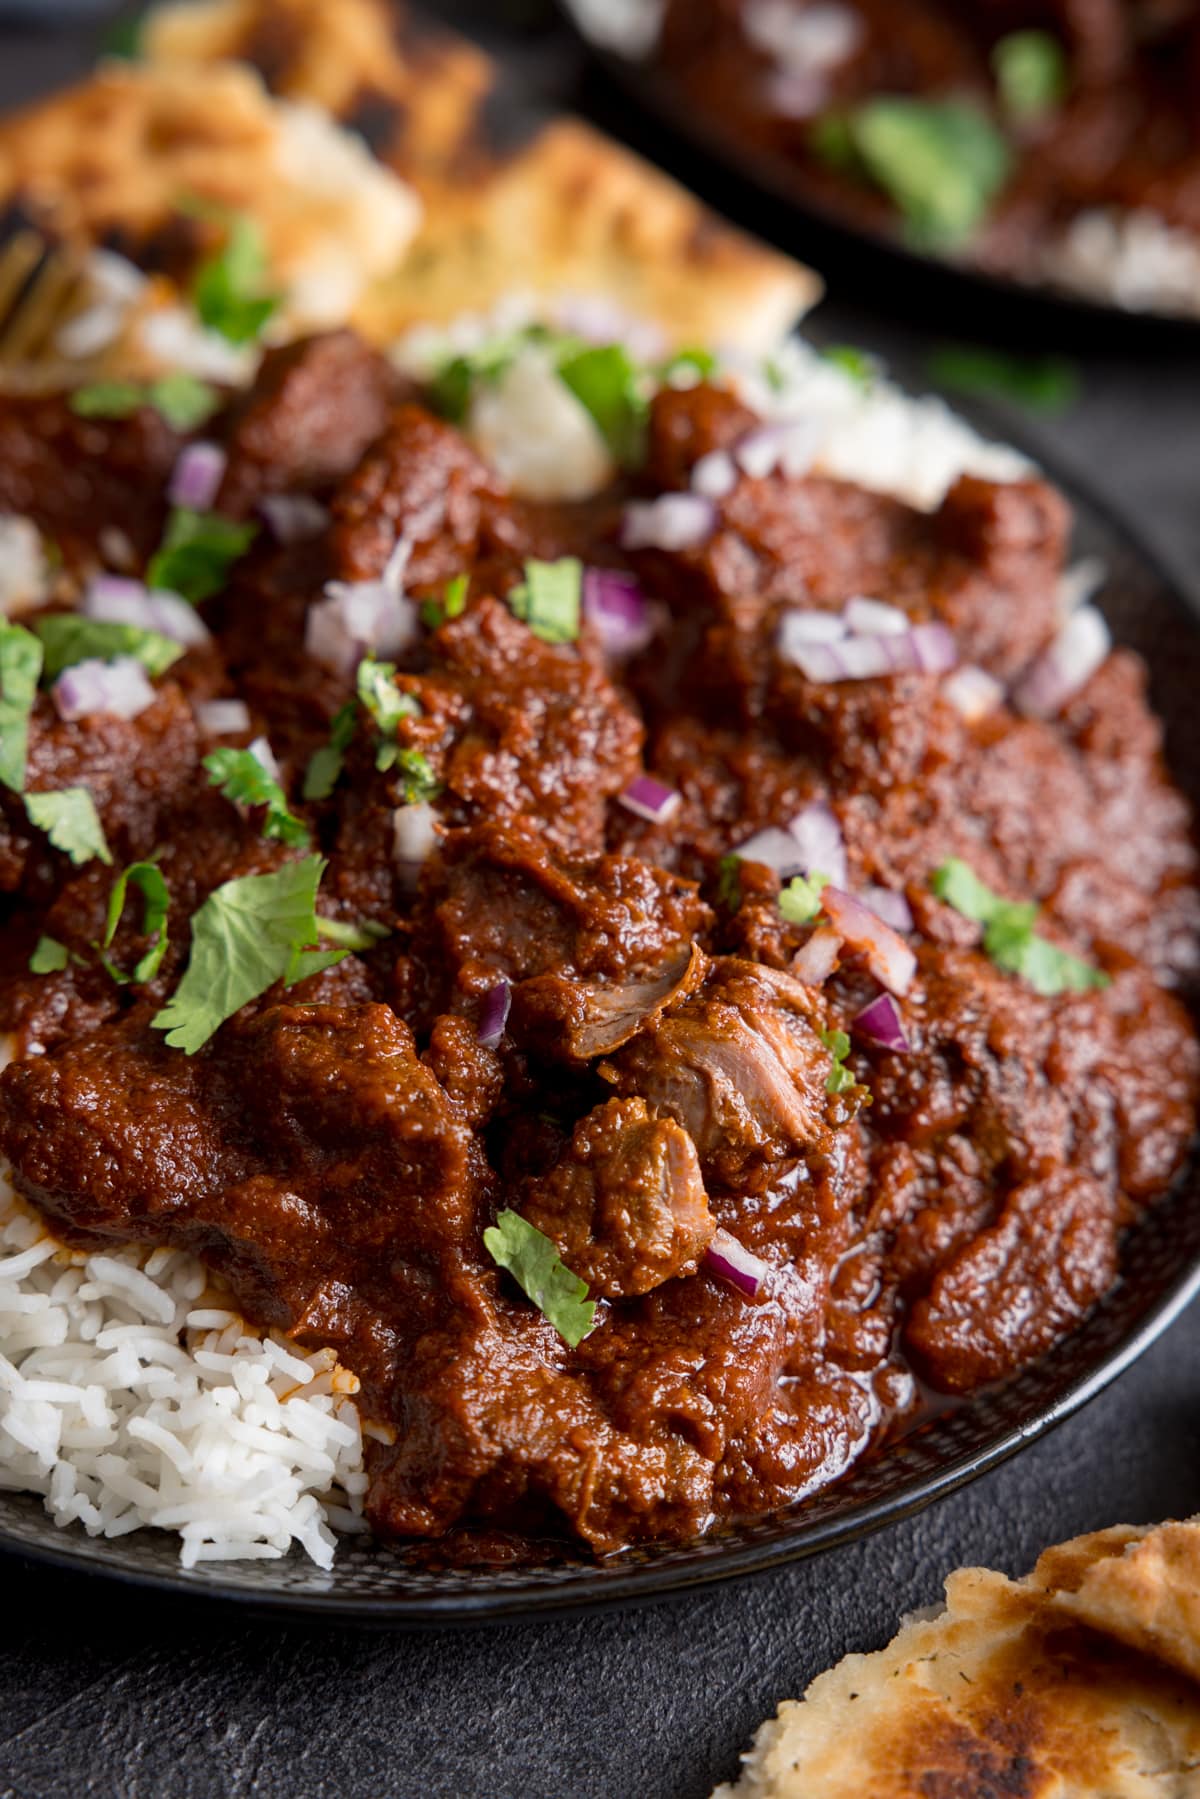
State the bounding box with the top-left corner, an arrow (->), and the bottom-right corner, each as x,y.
191,212 -> 280,346
821,345 -> 874,387
356,657 -> 420,772
817,1025 -> 855,1094
25,788 -> 112,867
203,746 -> 309,848
69,373 -> 219,432
993,30 -> 1068,123
927,344 -> 1080,414
930,858 -> 1109,996
421,572 -> 469,631
315,915 -> 390,951
483,1209 -> 596,1348
147,507 -> 257,604
428,333 -> 526,423
659,347 -> 718,384
812,98 -> 1012,247
33,615 -> 183,683
557,343 -> 647,467
303,700 -> 356,802
779,871 -> 830,926
717,854 -> 742,914
102,13 -> 141,57
29,935 -> 68,974
0,621 -> 43,793
507,557 -> 582,645
394,747 -> 440,804
102,861 -> 170,984
151,854 -> 346,1053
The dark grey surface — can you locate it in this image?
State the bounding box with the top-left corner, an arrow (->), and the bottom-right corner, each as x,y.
3,9 -> 1200,1798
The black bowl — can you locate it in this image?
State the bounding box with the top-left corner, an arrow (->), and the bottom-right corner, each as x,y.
2,439 -> 1199,1623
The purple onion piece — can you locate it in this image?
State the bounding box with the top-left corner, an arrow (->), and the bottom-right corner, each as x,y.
781,620 -> 958,683
735,419 -> 818,481
690,449 -> 738,500
787,800 -> 846,888
844,595 -> 908,637
853,991 -> 911,1052
777,611 -> 848,664
704,1228 -> 770,1299
791,926 -> 841,985
53,656 -> 156,723
860,882 -> 914,935
84,577 -> 210,647
196,698 -> 251,737
306,582 -> 418,674
1012,605 -> 1110,719
732,825 -> 810,877
621,493 -> 715,553
167,442 -> 227,512
582,568 -> 653,656
477,980 -> 512,1050
942,663 -> 1004,723
617,775 -> 681,826
822,885 -> 917,996
392,802 -> 438,867
259,493 -> 331,545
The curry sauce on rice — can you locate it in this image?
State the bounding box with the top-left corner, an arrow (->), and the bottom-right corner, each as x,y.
0,11 -> 1195,1570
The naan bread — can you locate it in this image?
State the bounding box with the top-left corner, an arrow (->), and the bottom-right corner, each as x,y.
140,0 -> 819,352
716,1520 -> 1200,1799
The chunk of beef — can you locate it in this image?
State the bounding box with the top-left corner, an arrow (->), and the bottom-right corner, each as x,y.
520,1097 -> 714,1297
604,957 -> 835,1186
216,330 -> 395,517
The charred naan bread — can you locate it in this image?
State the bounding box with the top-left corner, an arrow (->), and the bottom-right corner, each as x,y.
716,1520 -> 1200,1799
140,0 -> 819,351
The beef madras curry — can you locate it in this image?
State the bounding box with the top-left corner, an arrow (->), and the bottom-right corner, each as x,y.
0,320 -> 1195,1561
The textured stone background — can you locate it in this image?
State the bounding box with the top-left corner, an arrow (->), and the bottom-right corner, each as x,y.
2,9 -> 1200,1797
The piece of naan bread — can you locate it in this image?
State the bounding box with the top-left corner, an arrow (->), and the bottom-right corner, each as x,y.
141,0 -> 819,352
716,1519 -> 1200,1798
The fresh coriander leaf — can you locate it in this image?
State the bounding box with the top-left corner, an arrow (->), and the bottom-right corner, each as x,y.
808,111 -> 857,170
483,1209 -> 596,1348
355,657 -> 420,771
203,746 -> 309,848
779,870 -> 830,926
0,621 -> 43,792
930,857 -> 1108,996
303,700 -> 356,802
716,854 -> 742,914
191,212 -> 280,346
147,507 -> 256,603
151,854 -> 345,1053
659,347 -> 717,384
394,747 -> 440,804
24,787 -> 112,866
822,345 -> 874,387
29,935 -> 68,974
147,372 -> 220,431
427,333 -> 528,422
816,98 -> 1012,247
33,615 -> 183,683
507,557 -> 582,645
69,381 -> 145,420
993,30 -> 1068,123
817,1025 -> 855,1094
421,572 -> 469,631
102,861 -> 170,984
315,915 -> 391,951
557,344 -> 647,467
927,344 -> 1080,413
102,13 -> 141,57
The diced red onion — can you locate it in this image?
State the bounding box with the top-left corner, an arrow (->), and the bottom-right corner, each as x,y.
691,450 -> 738,500
860,882 -> 914,934
822,885 -> 917,996
307,537 -> 417,674
84,575 -> 211,647
52,655 -> 155,723
621,493 -> 715,552
1057,556 -> 1106,616
704,1227 -> 770,1298
259,493 -> 330,545
582,568 -> 653,656
853,991 -> 911,1052
844,595 -> 908,637
942,663 -> 1004,723
777,610 -> 848,661
1012,605 -> 1110,719
733,825 -> 810,876
791,924 -> 841,984
167,442 -> 227,512
551,295 -> 667,364
618,775 -> 681,826
392,801 -> 438,866
247,735 -> 280,782
781,620 -> 957,683
196,698 -> 251,736
735,419 -> 819,481
477,980 -> 511,1050
787,800 -> 846,888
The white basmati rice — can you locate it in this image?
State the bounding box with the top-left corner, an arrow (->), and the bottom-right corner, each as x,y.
1039,206 -> 1200,322
0,1173 -> 367,1569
